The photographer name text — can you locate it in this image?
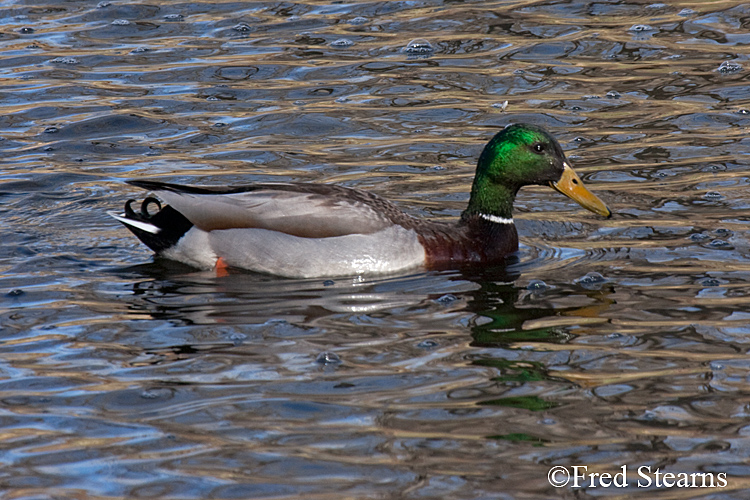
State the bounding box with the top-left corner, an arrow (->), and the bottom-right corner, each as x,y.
548,465 -> 727,489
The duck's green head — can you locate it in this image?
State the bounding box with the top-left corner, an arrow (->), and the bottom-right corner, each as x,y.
466,123 -> 611,219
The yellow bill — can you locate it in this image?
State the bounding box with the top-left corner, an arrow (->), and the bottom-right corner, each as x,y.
550,163 -> 611,217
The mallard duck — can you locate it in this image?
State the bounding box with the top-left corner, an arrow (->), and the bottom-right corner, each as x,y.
109,123 -> 610,277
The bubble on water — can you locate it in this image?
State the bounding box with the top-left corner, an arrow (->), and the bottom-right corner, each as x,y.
492,100 -> 508,111
228,332 -> 246,341
26,44 -> 41,49
527,279 -> 549,291
316,352 -> 341,365
701,164 -> 725,173
513,69 -> 525,75
403,38 -> 433,55
164,14 -> 184,21
698,277 -> 721,287
605,90 -> 621,99
703,191 -> 723,200
44,126 -> 59,133
350,16 -> 368,25
206,96 -> 219,101
330,38 -> 354,47
417,339 -> 439,349
111,19 -> 131,26
641,410 -> 657,421
434,294 -> 458,305
19,27 -> 35,34
141,388 -> 171,399
708,239 -> 730,248
575,272 -> 607,289
578,272 -> 606,283
50,57 -> 79,64
629,24 -> 654,32
718,61 -> 742,74
737,109 -> 750,115
689,233 -> 708,242
6,289 -> 24,297
715,228 -> 733,237
323,279 -> 335,286
131,46 -> 149,54
233,23 -> 252,32
97,1 -> 111,7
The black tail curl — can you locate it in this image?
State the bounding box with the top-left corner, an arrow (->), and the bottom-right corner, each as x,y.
125,196 -> 163,220
118,197 -> 193,254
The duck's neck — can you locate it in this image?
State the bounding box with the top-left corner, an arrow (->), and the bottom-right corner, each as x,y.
461,173 -> 517,222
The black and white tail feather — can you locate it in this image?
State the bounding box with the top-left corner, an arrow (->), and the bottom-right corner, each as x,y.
108,196 -> 193,254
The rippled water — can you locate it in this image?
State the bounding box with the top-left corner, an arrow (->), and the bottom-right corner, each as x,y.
3,1 -> 750,498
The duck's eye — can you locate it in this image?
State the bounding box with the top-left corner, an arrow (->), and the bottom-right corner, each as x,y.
533,143 -> 545,154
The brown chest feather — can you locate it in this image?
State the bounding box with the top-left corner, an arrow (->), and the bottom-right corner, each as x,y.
414,220 -> 519,268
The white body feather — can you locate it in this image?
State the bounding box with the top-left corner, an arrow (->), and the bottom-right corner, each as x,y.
161,225 -> 425,277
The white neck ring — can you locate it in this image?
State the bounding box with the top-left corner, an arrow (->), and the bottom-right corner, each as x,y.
479,213 -> 514,225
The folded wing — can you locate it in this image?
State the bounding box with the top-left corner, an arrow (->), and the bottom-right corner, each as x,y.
127,180 -> 405,238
